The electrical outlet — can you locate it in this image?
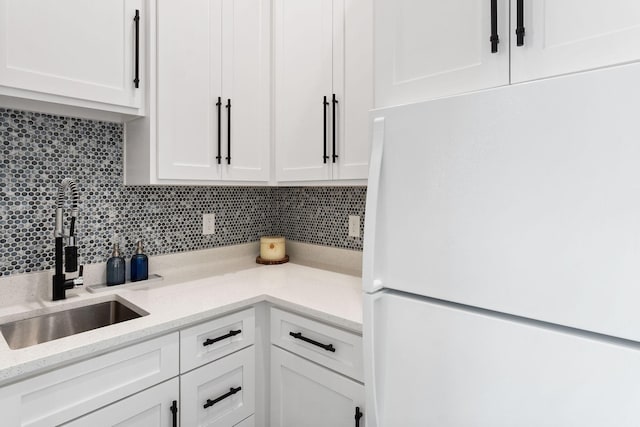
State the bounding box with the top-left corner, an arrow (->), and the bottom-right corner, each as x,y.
202,213 -> 216,235
348,215 -> 360,238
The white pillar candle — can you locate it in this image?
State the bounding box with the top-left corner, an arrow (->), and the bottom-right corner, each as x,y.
260,236 -> 286,261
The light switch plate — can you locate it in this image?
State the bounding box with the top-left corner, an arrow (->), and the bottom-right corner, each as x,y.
348,215 -> 360,238
202,213 -> 216,235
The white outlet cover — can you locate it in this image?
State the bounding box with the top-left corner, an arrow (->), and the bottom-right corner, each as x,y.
348,215 -> 360,238
202,213 -> 216,235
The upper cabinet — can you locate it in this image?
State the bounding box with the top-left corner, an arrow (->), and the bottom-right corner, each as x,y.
376,0 -> 640,108
125,0 -> 270,185
511,0 -> 640,83
375,0 -> 509,108
0,0 -> 144,118
274,0 -> 373,183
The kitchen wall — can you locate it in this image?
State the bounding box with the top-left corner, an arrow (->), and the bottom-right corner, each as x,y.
0,109 -> 366,277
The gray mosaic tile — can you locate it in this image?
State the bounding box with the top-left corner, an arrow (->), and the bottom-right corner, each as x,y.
0,108 -> 367,277
274,187 -> 367,251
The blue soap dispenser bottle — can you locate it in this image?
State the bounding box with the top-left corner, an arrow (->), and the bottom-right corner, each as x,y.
130,240 -> 149,282
106,243 -> 126,286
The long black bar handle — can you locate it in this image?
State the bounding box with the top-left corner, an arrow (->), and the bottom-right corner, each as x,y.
332,94 -> 339,163
289,331 -> 336,352
203,387 -> 242,409
216,97 -> 222,164
134,10 -> 140,88
170,400 -> 178,427
490,0 -> 499,53
516,0 -> 525,46
203,329 -> 242,347
225,99 -> 231,165
323,96 -> 329,164
355,407 -> 363,427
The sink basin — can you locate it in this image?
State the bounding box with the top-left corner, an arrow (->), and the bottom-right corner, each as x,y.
0,299 -> 148,350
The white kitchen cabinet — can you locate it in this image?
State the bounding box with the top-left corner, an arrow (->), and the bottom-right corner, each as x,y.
62,378 -> 179,427
0,0 -> 144,117
271,346 -> 365,427
376,0 -> 640,107
181,346 -> 256,427
125,0 -> 270,185
0,333 -> 179,427
375,0 -> 509,108
510,0 -> 640,83
274,0 -> 373,183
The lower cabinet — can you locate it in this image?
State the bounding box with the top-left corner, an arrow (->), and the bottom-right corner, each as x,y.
271,346 -> 365,427
0,304 -> 362,427
62,378 -> 179,427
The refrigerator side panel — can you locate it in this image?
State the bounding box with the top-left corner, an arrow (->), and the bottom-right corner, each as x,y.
372,62 -> 640,342
370,292 -> 640,427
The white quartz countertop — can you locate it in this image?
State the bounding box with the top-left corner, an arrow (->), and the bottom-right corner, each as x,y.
0,257 -> 362,386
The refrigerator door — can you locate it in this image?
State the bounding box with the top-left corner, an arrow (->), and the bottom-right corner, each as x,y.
363,61 -> 640,342
365,291 -> 640,427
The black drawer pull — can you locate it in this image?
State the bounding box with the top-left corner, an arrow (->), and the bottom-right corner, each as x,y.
332,93 -> 339,163
323,96 -> 329,164
216,96 -> 222,164
170,400 -> 178,427
289,331 -> 336,352
225,98 -> 232,164
516,0 -> 525,46
355,406 -> 363,427
203,329 -> 241,347
489,0 -> 499,53
133,10 -> 140,88
203,386 -> 242,409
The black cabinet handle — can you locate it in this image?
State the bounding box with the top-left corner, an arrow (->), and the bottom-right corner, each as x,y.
516,0 -> 525,46
289,331 -> 336,352
355,407 -> 363,427
490,0 -> 499,53
170,400 -> 178,427
203,329 -> 242,347
323,96 -> 330,164
203,386 -> 242,409
133,10 -> 140,88
216,97 -> 222,164
225,99 -> 231,164
332,94 -> 339,163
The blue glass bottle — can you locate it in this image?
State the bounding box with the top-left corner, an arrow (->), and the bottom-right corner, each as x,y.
130,240 -> 149,282
106,243 -> 125,286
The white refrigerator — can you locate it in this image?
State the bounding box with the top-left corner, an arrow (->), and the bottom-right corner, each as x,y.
363,62 -> 640,427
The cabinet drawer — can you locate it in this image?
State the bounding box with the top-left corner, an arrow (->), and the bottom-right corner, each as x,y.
181,346 -> 256,427
270,308 -> 363,381
180,308 -> 255,373
0,333 -> 179,427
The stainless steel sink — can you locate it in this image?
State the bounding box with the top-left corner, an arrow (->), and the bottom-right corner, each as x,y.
0,299 -> 148,350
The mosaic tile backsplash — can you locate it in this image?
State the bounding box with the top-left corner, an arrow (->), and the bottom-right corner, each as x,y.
0,108 -> 366,276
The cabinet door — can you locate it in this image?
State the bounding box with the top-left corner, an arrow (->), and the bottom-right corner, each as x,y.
156,0 -> 222,181
375,0 -> 509,107
62,378 -> 179,427
271,346 -> 365,427
0,0 -> 143,109
333,0 -> 373,181
275,0 -> 333,182
511,0 -> 640,83
221,0 -> 270,182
